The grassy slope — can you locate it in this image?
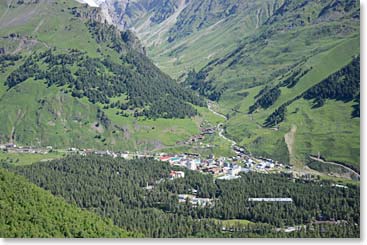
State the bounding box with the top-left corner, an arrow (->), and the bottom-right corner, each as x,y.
0,79 -> 103,148
164,0 -> 360,168
225,37 -> 360,168
0,0 -> 232,153
135,0 -> 278,79
0,168 -> 138,238
132,0 -> 360,168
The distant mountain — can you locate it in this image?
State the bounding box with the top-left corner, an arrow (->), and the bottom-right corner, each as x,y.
74,0 -> 282,78
0,0 -> 204,150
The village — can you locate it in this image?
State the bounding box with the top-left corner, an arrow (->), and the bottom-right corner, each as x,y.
1,139 -> 289,208
0,142 -> 287,179
1,138 -> 289,208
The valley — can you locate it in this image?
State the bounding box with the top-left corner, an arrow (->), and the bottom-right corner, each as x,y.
0,0 -> 361,239
0,0 -> 360,173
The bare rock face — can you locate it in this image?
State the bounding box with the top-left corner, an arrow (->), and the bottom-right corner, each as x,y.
72,1 -> 146,55
75,0 -> 131,29
75,0 -> 182,30
101,0 -> 130,29
121,30 -> 146,55
70,4 -> 111,24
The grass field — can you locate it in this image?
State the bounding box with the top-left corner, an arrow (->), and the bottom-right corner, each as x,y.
0,151 -> 64,166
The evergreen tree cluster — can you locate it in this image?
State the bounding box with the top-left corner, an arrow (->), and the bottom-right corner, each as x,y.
0,54 -> 22,73
5,57 -> 40,88
263,57 -> 360,127
185,69 -> 223,101
4,47 -> 204,119
263,105 -> 287,127
303,57 -> 360,113
0,168 -> 138,238
249,67 -> 311,114
6,155 -> 360,238
249,87 -> 281,113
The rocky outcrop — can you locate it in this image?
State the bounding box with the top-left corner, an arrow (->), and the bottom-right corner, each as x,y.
121,30 -> 146,55
70,4 -> 112,24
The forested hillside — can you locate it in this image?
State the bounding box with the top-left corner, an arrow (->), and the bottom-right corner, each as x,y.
0,0 -> 206,151
0,168 -> 138,238
5,155 -> 360,238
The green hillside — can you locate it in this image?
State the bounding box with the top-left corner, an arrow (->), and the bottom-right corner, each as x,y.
132,0 -> 282,78
0,0 -> 212,151
0,0 -> 360,168
0,168 -> 139,238
109,0 -> 360,168
181,0 -> 360,169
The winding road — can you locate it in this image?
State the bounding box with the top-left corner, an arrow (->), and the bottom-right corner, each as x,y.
309,156 -> 360,178
207,102 -> 237,147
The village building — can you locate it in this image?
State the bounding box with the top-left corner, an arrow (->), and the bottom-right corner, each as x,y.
186,160 -> 197,171
170,170 -> 185,179
169,157 -> 182,165
159,155 -> 172,162
248,198 -> 293,202
219,175 -> 239,180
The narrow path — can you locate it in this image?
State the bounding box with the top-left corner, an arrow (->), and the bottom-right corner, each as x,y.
207,102 -> 227,120
309,156 -> 360,178
32,18 -> 44,34
207,102 -> 237,147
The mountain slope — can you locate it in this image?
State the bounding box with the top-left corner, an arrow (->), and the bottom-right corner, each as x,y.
0,168 -> 139,238
0,0 -> 207,151
90,0 -> 360,169
77,0 -> 284,78
185,0 -> 360,168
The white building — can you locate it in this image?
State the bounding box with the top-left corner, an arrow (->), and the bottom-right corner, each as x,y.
121,153 -> 129,159
248,198 -> 293,202
186,160 -> 197,170
170,171 -> 185,179
228,165 -> 241,176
